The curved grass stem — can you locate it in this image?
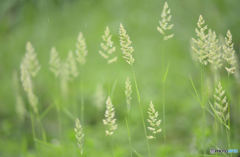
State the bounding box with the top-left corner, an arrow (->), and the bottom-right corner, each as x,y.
131,67 -> 151,157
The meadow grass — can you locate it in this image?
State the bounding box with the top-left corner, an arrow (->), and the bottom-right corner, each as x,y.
1,1 -> 240,157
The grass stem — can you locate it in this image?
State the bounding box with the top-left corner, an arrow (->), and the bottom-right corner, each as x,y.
131,67 -> 151,157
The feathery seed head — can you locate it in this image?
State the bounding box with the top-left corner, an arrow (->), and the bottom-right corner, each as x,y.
24,42 -> 41,77
103,96 -> 117,136
74,118 -> 84,155
157,2 -> 174,40
27,90 -> 38,113
67,51 -> 78,78
16,95 -> 26,121
210,82 -> 229,129
223,30 -> 237,75
99,26 -> 117,64
147,101 -> 162,139
49,48 -> 78,81
192,15 -> 209,65
93,84 -> 105,109
20,42 -> 40,114
20,61 -> 32,93
49,47 -> 61,77
76,32 -> 88,65
119,23 -> 135,65
207,29 -> 222,69
13,73 -> 26,121
20,63 -> 38,113
125,77 -> 132,112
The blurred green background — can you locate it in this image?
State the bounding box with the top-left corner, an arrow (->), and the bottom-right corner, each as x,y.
0,0 -> 239,156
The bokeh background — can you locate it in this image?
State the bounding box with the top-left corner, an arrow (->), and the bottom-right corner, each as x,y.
0,0 -> 239,156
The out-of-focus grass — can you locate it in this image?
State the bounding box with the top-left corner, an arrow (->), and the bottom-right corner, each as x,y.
0,0 -> 240,157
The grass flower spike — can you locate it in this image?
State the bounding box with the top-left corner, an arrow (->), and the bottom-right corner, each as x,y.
20,61 -> 38,114
119,23 -> 135,65
76,32 -> 88,65
223,30 -> 237,75
103,96 -> 117,136
49,47 -> 79,96
147,101 -> 162,139
207,29 -> 222,69
49,47 -> 61,77
24,42 -> 41,77
67,51 -> 78,78
99,26 -> 117,64
93,84 -> 105,109
20,42 -> 40,114
125,77 -> 132,112
157,2 -> 174,40
210,82 -> 229,129
192,15 -> 209,65
74,118 -> 84,155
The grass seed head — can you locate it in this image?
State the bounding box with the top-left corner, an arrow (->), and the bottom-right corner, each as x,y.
223,30 -> 237,75
207,29 -> 222,69
157,2 -> 174,40
211,82 -> 230,129
24,42 -> 41,77
49,47 -> 61,77
99,26 -> 117,64
119,23 -> 135,65
192,15 -> 209,65
103,96 -> 117,136
67,50 -> 78,78
76,32 -> 88,65
125,77 -> 132,112
74,118 -> 84,155
147,101 -> 162,139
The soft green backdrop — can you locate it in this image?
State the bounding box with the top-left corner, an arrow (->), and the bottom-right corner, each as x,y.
0,0 -> 239,157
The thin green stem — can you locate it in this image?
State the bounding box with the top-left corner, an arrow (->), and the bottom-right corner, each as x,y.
109,136 -> 114,157
131,67 -> 151,157
57,104 -> 62,138
36,112 -> 47,142
30,112 -> 36,140
162,81 -> 166,143
162,63 -> 169,144
200,66 -> 207,156
81,79 -> 84,124
125,118 -> 133,157
227,75 -> 232,157
80,68 -> 85,125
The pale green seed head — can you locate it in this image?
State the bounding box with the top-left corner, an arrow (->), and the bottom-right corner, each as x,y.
76,32 -> 88,65
119,23 -> 135,65
157,2 -> 174,40
99,26 -> 117,64
74,118 -> 84,155
103,96 -> 117,136
147,101 -> 162,139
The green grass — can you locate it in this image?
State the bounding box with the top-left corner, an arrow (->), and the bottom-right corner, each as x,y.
0,0 -> 240,157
